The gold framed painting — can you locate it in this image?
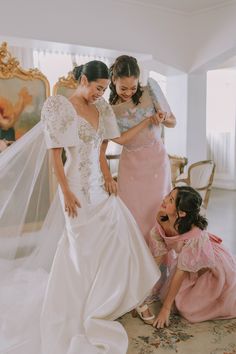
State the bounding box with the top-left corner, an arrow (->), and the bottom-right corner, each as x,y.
0,42 -> 50,150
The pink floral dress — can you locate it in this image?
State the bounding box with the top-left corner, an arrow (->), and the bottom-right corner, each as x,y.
148,223 -> 236,323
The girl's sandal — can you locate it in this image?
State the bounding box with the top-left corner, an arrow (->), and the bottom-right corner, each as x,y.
131,304 -> 155,325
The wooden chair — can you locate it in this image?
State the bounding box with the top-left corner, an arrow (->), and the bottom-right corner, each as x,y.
174,160 -> 216,209
168,154 -> 188,184
106,154 -> 121,181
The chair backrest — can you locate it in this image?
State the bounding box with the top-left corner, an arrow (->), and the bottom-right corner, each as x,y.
188,160 -> 215,208
168,154 -> 188,184
106,154 -> 120,181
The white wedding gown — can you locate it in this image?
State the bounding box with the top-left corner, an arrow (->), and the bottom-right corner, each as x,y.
0,95 -> 160,354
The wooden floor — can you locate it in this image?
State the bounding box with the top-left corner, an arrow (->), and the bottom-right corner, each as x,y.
207,188 -> 236,252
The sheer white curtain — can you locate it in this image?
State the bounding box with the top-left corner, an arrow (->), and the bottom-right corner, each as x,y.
9,46 -> 34,69
72,53 -> 112,67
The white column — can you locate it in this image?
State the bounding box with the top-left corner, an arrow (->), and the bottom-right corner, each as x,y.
165,74 -> 188,157
187,73 -> 207,164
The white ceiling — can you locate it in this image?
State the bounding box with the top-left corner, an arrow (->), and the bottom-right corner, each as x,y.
117,0 -> 236,15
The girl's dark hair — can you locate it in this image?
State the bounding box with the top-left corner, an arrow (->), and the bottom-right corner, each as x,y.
72,60 -> 109,83
109,55 -> 143,105
173,186 -> 208,234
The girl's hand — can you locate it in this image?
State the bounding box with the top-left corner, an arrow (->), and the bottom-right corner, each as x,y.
104,176 -> 118,196
64,190 -> 81,218
153,306 -> 171,329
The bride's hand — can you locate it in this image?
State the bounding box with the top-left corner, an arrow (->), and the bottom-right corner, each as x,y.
64,190 -> 81,218
104,175 -> 118,196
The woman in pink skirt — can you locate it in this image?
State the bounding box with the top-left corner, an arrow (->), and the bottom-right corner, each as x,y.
108,55 -> 176,242
148,186 -> 236,328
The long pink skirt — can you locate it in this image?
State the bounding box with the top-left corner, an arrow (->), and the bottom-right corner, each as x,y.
118,141 -> 171,241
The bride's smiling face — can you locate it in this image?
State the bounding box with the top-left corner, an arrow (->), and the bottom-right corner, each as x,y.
81,76 -> 109,103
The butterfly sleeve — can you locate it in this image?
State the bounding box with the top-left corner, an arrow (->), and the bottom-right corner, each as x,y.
41,95 -> 78,148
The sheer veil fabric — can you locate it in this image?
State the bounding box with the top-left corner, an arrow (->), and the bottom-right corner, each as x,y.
0,121 -> 65,353
0,121 -> 64,269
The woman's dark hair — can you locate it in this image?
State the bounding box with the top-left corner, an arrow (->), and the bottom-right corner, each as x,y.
173,186 -> 208,234
109,55 -> 143,105
72,60 -> 109,83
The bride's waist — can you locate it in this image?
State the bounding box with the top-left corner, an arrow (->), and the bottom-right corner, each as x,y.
60,175 -> 107,206
65,162 -> 101,178
66,173 -> 104,187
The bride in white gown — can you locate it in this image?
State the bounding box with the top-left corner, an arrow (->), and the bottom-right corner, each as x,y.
0,60 -> 160,354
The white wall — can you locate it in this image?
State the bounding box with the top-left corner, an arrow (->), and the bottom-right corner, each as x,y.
186,73 -> 207,164
165,74 -> 188,157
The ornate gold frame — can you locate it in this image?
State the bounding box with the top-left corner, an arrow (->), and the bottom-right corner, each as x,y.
53,71 -> 78,96
0,42 -> 50,96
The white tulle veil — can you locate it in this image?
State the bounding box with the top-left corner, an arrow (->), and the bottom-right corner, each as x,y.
0,122 -> 64,275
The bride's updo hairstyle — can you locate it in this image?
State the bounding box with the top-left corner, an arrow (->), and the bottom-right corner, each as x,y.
73,60 -> 109,83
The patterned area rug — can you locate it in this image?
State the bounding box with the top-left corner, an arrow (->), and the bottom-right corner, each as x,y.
119,302 -> 236,354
